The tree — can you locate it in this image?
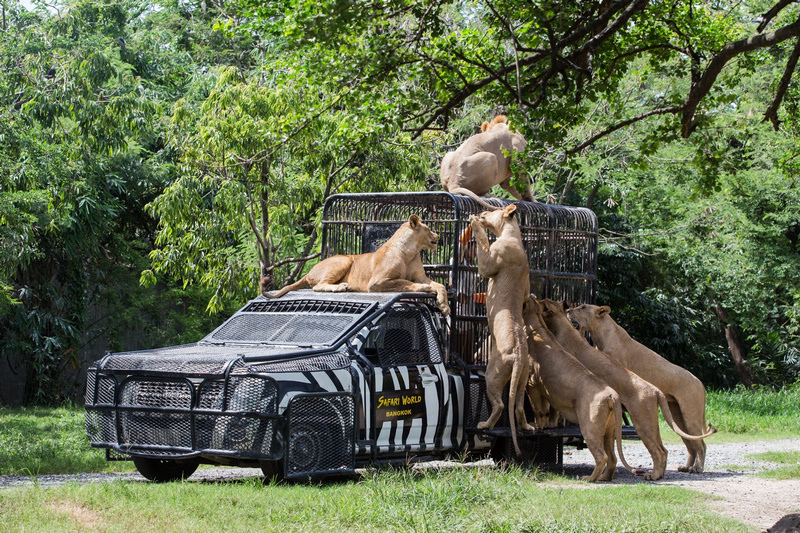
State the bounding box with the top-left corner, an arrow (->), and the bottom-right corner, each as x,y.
0,0 -> 229,402
144,65 -> 432,311
241,1 -> 800,151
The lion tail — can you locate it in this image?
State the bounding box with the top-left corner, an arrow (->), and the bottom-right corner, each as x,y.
447,187 -> 501,211
656,391 -> 718,440
262,276 -> 310,299
612,393 -> 636,476
508,355 -> 524,458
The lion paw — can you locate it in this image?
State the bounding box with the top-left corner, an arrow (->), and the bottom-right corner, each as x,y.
477,421 -> 494,430
333,283 -> 349,292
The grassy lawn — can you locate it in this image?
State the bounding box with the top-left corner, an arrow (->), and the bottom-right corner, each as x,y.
658,385 -> 800,444
749,451 -> 800,480
0,406 -> 133,476
0,466 -> 748,532
1,385 -> 797,532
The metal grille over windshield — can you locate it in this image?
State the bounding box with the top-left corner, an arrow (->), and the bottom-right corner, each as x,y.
207,297 -> 376,346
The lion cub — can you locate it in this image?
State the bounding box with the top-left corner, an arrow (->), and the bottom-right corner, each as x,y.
262,214 -> 450,316
470,204 -> 532,457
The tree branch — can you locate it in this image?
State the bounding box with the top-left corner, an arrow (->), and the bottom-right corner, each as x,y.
764,34 -> 800,130
681,17 -> 800,137
757,0 -> 796,33
264,250 -> 321,274
566,106 -> 682,155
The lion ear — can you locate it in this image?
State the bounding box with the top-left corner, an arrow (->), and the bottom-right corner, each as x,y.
597,305 -> 611,317
523,294 -> 534,312
504,204 -> 518,218
481,121 -> 490,132
408,214 -> 421,228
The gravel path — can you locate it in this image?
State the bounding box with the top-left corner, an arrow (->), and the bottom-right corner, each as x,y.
560,438 -> 800,532
2,439 -> 798,531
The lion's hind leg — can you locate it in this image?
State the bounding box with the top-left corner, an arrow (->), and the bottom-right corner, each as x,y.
598,408 -> 618,482
581,429 -> 609,482
306,256 -> 353,293
668,400 -> 707,473
477,350 -> 511,430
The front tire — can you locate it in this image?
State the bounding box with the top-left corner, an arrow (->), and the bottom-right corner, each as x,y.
133,457 -> 199,482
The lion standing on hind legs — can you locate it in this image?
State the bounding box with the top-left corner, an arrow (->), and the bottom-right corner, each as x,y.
470,204 -> 533,457
523,297 -> 636,482
261,214 -> 450,317
440,115 -> 531,210
567,303 -> 715,473
539,298 -> 716,480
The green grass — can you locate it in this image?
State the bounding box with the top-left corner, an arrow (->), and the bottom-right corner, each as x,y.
3,385 -> 799,476
747,451 -> 800,480
658,385 -> 800,444
1,387 -> 798,532
0,466 -> 750,532
0,406 -> 132,476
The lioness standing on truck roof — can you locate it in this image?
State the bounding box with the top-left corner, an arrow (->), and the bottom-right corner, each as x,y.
470,204 -> 533,457
262,214 -> 450,316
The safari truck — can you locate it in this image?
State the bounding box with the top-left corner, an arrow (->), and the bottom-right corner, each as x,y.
85,192 -> 625,482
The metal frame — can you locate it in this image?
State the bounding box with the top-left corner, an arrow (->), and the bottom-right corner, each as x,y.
322,192 -> 598,367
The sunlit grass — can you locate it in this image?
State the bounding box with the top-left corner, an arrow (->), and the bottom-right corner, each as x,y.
659,385 -> 800,444
0,406 -> 133,476
748,451 -> 800,480
0,466 -> 750,532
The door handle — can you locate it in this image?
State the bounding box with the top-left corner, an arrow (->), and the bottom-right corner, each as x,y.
418,373 -> 439,385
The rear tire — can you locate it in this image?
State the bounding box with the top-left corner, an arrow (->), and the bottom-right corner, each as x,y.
133,457 -> 199,482
260,460 -> 284,482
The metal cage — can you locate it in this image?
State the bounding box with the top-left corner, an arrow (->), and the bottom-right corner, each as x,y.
322,192 -> 598,368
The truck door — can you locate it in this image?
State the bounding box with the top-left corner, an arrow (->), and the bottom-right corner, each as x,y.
371,303 -> 449,454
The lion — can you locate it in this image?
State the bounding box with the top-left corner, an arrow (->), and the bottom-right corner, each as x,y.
523,295 -> 636,481
525,375 -> 562,429
567,303 -> 715,473
539,298 -> 717,480
441,115 -> 531,210
470,204 -> 533,457
262,214 -> 450,316
523,296 -> 635,482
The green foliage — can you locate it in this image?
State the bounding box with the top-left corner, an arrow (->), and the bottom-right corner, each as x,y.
146,64 -> 431,310
0,405 -> 131,475
4,0 -> 800,404
0,0 -> 243,403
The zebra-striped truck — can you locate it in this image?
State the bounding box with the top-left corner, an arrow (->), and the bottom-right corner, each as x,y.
85,192 -> 614,482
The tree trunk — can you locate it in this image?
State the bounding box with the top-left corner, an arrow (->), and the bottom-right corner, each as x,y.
260,160 -> 270,284
713,305 -> 754,388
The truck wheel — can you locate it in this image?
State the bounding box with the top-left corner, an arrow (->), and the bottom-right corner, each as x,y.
489,436 -> 514,464
133,457 -> 199,482
260,460 -> 284,482
288,423 -> 325,473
